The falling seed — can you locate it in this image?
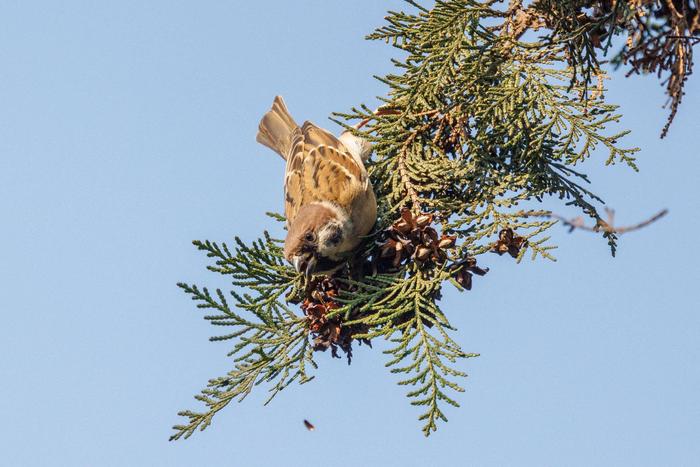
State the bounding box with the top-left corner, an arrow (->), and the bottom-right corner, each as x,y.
303,419 -> 315,431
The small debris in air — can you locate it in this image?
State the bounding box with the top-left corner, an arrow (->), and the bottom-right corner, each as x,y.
303,419 -> 315,431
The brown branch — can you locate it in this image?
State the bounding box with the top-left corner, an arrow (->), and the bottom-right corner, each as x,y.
353,106 -> 402,130
663,0 -> 685,21
411,109 -> 441,118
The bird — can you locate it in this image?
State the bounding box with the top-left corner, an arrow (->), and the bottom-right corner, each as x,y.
256,96 -> 377,277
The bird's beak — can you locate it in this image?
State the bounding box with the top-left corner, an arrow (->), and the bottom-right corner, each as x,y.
292,254 -> 317,278
292,255 -> 304,273
304,255 -> 317,278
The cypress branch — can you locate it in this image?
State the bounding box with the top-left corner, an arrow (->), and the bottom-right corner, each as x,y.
171,0 -> 681,440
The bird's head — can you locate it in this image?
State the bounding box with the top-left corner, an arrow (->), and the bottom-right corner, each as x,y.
284,203 -> 353,277
338,131 -> 373,163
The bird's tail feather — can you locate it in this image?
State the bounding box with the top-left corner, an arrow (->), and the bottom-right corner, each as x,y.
256,96 -> 298,159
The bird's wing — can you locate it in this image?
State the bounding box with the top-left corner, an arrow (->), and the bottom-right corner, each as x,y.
284,122 -> 369,224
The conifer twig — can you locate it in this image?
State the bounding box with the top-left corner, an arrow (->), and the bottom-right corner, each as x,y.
398,133 -> 422,213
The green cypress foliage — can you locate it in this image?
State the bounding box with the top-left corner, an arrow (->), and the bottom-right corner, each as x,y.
171,0 -> 695,440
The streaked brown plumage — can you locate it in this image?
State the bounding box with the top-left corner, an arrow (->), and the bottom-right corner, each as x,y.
256,96 -> 376,276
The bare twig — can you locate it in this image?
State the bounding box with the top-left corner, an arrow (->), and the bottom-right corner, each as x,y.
543,208 -> 668,234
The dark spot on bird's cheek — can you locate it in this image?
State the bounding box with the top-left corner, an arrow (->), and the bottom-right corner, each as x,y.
325,225 -> 343,247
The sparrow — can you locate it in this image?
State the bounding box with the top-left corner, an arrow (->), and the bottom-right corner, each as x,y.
256,96 -> 377,276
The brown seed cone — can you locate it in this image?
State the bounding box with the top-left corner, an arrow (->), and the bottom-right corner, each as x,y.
452,256 -> 489,291
491,228 -> 528,259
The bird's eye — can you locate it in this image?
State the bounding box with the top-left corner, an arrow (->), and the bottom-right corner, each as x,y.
304,232 -> 316,243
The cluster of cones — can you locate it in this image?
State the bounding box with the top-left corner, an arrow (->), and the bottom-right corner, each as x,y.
377,209 -> 457,269
300,277 -> 369,363
375,208 -> 496,291
300,213 -> 528,360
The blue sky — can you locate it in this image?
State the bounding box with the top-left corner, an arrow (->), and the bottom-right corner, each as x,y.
1,1 -> 698,466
